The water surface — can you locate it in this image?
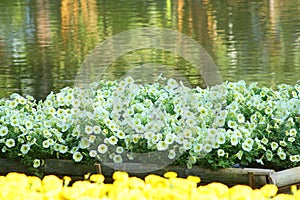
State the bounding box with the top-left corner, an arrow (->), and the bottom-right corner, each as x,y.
0,0 -> 299,99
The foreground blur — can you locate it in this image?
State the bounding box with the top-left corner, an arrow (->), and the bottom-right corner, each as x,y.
0,171 -> 298,200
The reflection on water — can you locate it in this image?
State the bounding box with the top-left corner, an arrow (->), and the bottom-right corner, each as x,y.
0,0 -> 299,99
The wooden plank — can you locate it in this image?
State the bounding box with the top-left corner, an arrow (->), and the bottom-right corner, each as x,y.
185,166 -> 271,188
243,168 -> 275,175
269,167 -> 300,187
43,159 -> 98,176
102,163 -> 161,173
0,158 -> 31,174
277,183 -> 300,194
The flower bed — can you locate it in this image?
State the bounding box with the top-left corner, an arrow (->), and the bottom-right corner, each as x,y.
0,171 -> 298,200
0,77 -> 300,175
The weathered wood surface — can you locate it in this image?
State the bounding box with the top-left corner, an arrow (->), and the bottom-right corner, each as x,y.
44,159 -> 99,176
269,166 -> 300,187
0,158 -> 29,174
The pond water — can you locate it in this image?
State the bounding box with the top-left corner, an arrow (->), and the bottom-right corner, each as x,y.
0,0 -> 300,99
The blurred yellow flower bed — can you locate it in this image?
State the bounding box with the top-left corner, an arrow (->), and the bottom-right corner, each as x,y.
0,171 -> 298,200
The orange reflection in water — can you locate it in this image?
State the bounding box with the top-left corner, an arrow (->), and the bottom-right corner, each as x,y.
36,0 -> 51,47
61,0 -> 99,54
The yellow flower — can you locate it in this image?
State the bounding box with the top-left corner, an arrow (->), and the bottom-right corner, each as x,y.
42,175 -> 63,192
63,176 -> 72,187
128,177 -> 145,189
113,171 -> 129,181
291,185 -> 297,194
205,182 -> 229,197
260,184 -> 278,197
229,185 -> 254,200
293,188 -> 300,200
5,172 -> 28,185
187,175 -> 201,184
145,174 -> 167,187
273,193 -> 294,200
90,174 -> 105,184
27,176 -> 42,191
164,171 -> 178,179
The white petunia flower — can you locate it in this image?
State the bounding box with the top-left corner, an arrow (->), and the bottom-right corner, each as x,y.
230,135 -> 239,146
271,142 -> 278,151
93,125 -> 101,134
185,117 -> 197,126
217,149 -> 225,157
216,134 -> 226,145
242,144 -> 251,152
33,159 -> 41,168
290,155 -> 297,162
0,126 -> 8,137
73,152 -> 83,162
264,107 -> 273,115
58,145 -> 68,154
237,114 -> 245,124
242,138 -> 254,152
10,119 -> 19,127
234,129 -> 242,138
144,131 -> 154,140
72,98 -> 81,108
193,143 -> 202,153
5,138 -> 15,148
213,117 -> 225,127
54,144 -> 60,152
295,155 -> 300,162
277,151 -> 286,160
132,134 -> 140,143
228,120 -> 237,129
113,154 -> 122,163
89,150 -> 97,158
116,146 -> 124,154
98,144 -> 108,154
42,140 -> 50,148
157,141 -> 168,151
85,125 -> 93,135
279,140 -> 287,147
8,100 -> 18,108
289,128 -> 297,137
20,144 -> 30,154
261,137 -> 269,145
43,120 -> 51,128
168,150 -> 176,159
266,150 -> 273,161
208,128 -> 218,136
43,129 -> 52,138
288,137 -> 295,143
203,143 -> 212,153
89,135 -> 96,143
212,141 -> 220,149
165,133 -> 175,144
183,140 -> 192,150
183,128 -> 193,139
35,114 -> 44,121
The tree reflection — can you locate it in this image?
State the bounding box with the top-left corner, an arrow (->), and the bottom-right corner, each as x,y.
0,0 -> 299,99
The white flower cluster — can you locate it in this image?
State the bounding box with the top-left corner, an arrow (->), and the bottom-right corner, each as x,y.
0,77 -> 300,171
73,76 -> 225,167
